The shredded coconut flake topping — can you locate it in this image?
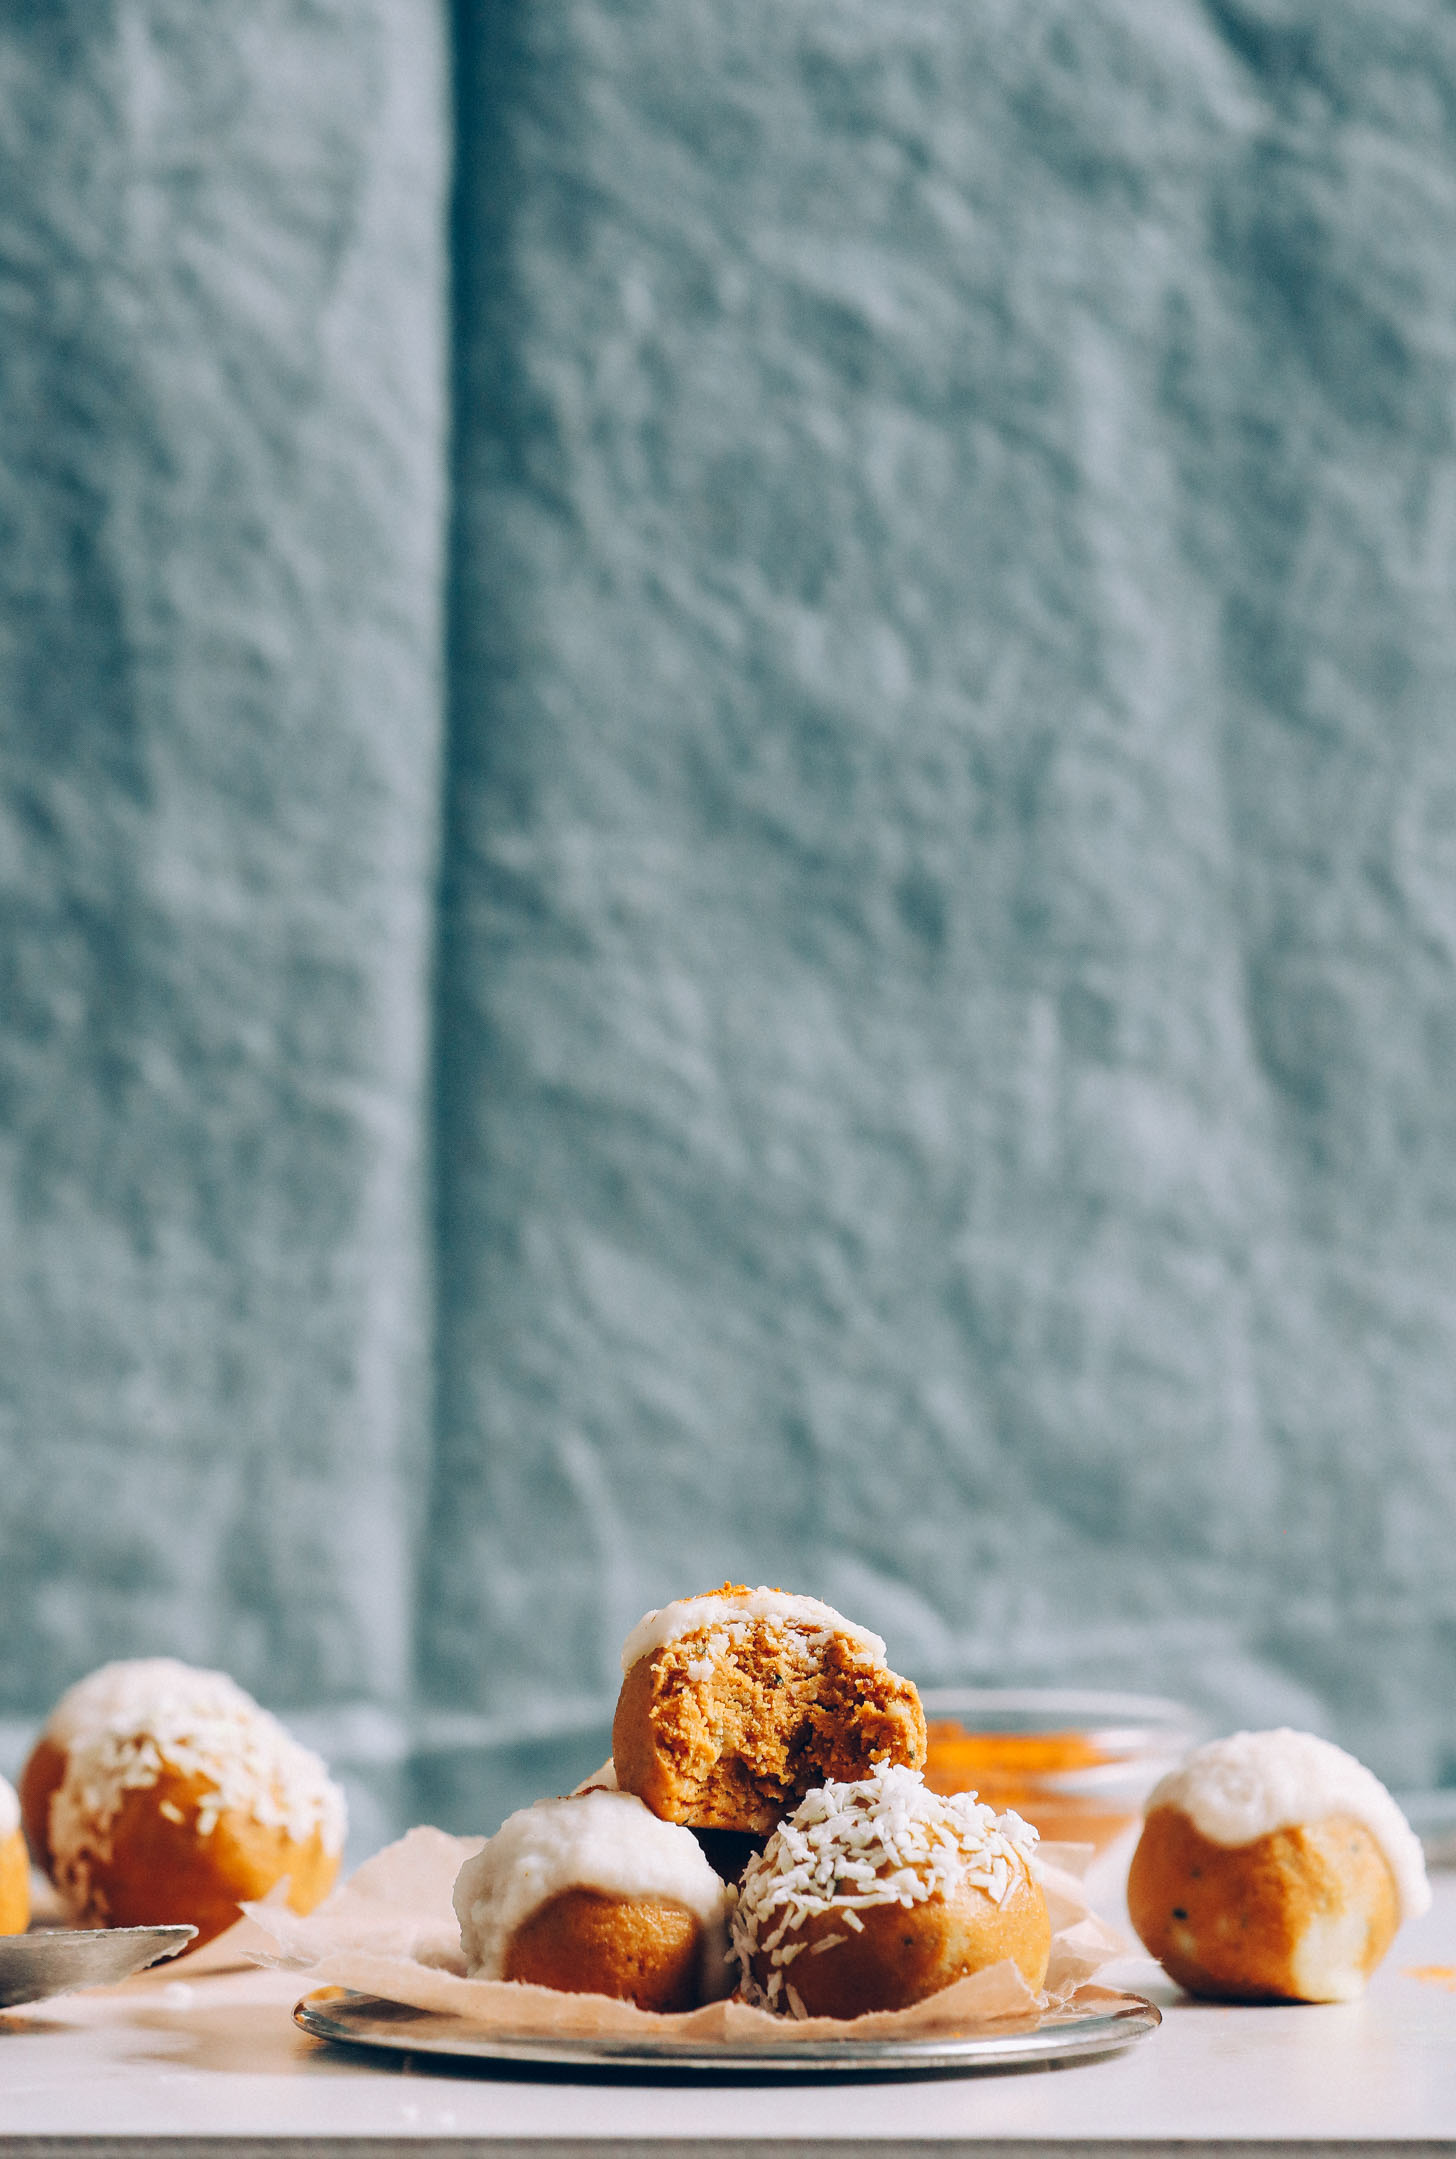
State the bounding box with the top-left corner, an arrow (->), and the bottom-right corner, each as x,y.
730,1763 -> 1039,2014
0,1773 -> 18,1844
620,1586 -> 886,1674
48,1676 -> 346,1921
1149,1728 -> 1430,1922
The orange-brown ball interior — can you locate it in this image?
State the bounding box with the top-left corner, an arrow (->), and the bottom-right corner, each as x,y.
750,1863 -> 1051,2019
61,1761 -> 339,1950
0,1828 -> 30,1935
1127,1803 -> 1400,2003
19,1736 -> 66,1870
502,1887 -> 706,2011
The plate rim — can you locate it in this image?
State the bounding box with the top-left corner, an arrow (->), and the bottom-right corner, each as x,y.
293,1984 -> 1161,2076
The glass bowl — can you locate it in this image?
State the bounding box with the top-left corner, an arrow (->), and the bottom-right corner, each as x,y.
919,1687 -> 1198,1853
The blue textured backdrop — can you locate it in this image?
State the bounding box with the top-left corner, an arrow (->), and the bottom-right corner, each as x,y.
0,1 -> 446,1725
4,0 -> 1456,1839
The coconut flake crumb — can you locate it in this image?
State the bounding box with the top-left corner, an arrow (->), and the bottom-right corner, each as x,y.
48,1676 -> 346,1920
729,1763 -> 1039,2008
571,1760 -> 619,1795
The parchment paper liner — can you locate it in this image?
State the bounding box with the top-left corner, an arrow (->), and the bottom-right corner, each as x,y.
247,1826 -> 1128,2045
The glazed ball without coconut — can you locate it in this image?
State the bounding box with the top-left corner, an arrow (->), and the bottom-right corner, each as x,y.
0,1774 -> 29,1935
731,1763 -> 1050,2019
34,1661 -> 346,1948
453,1789 -> 731,2011
1127,1729 -> 1429,2004
613,1586 -> 926,1834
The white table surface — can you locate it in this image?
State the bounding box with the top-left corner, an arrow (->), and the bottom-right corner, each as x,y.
4,1871 -> 1456,2153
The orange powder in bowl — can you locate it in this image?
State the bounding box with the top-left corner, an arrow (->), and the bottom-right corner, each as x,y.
921,1692 -> 1197,1853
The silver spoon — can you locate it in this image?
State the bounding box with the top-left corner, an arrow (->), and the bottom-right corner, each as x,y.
0,1926 -> 196,2007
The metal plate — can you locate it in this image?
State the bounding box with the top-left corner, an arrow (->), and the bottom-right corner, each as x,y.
0,1926 -> 196,2007
294,1986 -> 1161,2077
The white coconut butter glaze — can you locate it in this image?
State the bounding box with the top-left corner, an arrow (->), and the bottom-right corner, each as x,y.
453,1788 -> 731,1996
620,1588 -> 886,1675
41,1659 -> 256,1749
0,1772 -> 19,1843
1148,1728 -> 1430,1922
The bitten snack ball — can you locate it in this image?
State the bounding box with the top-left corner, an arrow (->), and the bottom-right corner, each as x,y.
28,1660 -> 347,1949
731,1763 -> 1050,2018
453,1788 -> 732,2011
614,1585 -> 927,1833
0,1773 -> 29,1935
1127,1728 -> 1430,2003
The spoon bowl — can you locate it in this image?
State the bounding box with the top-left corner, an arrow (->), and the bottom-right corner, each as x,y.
0,1925 -> 195,2007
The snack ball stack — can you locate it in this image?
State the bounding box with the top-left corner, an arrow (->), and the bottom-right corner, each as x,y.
1127,1728 -> 1430,2003
22,1658 -> 347,1950
0,1773 -> 28,1934
453,1788 -> 731,2011
613,1585 -> 927,1833
731,1762 -> 1051,2019
451,1582 -> 1052,2022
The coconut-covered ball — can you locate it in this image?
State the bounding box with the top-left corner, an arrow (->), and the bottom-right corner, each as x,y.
453,1788 -> 732,2011
730,1762 -> 1050,2019
30,1660 -> 346,1948
21,1659 -> 258,1864
1127,1729 -> 1430,2003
